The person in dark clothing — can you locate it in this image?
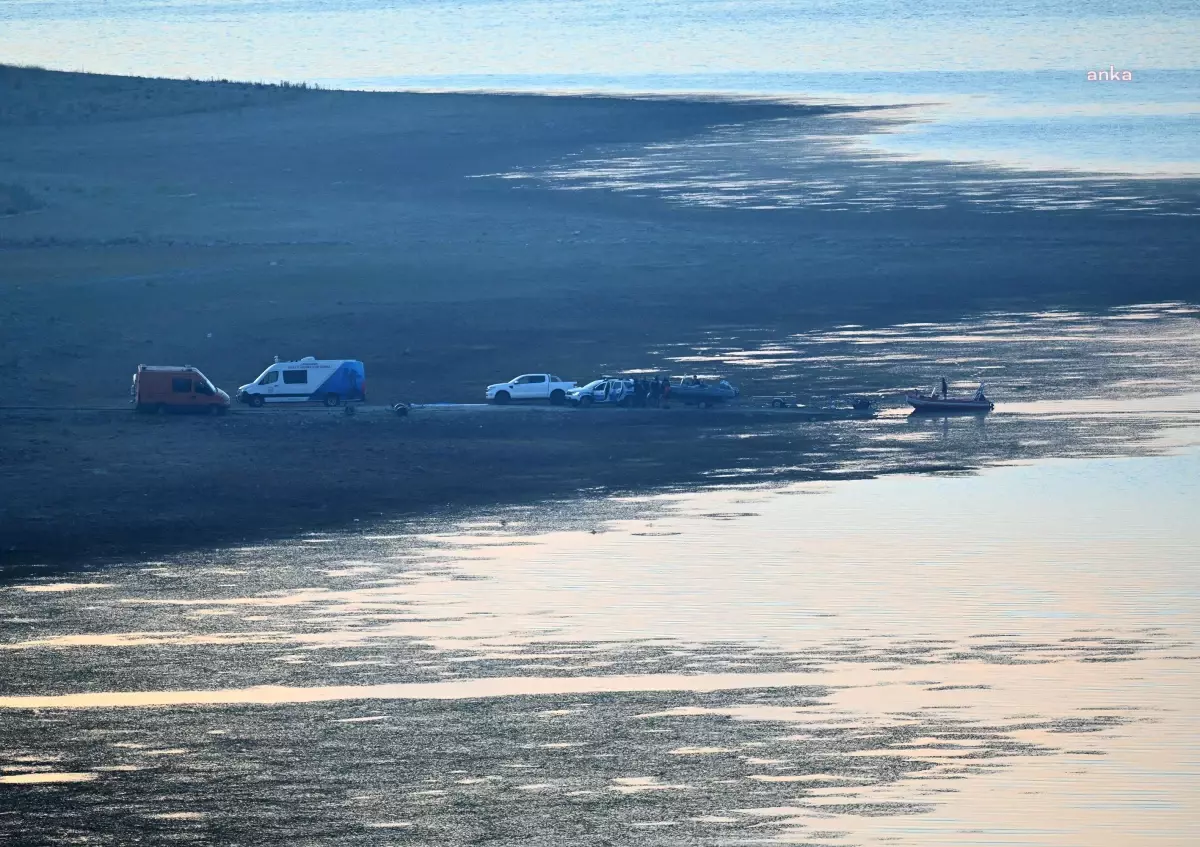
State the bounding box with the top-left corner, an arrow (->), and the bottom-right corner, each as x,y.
650,377 -> 661,407
940,377 -> 948,399
633,378 -> 646,408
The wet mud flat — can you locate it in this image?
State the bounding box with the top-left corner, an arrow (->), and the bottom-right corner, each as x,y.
0,406 -> 825,569
3,68 -> 1199,417
3,68 -> 1199,572
1,399 -> 997,572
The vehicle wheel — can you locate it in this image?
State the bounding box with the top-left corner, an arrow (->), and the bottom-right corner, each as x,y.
771,398 -> 785,409
617,397 -> 630,408
393,403 -> 409,417
549,389 -> 566,406
701,401 -> 713,409
324,393 -> 341,407
494,391 -> 511,405
249,395 -> 265,408
210,405 -> 222,416
156,403 -> 167,415
579,395 -> 593,407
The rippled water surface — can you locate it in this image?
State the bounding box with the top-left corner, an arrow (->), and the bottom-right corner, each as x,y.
2,306 -> 1199,845
490,111 -> 1200,213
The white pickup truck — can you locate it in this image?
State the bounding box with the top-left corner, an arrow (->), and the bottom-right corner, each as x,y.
486,374 -> 576,405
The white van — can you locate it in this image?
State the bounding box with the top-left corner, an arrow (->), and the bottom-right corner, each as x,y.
237,357 -> 366,407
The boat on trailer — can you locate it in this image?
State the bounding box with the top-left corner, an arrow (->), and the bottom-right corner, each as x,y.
668,375 -> 739,407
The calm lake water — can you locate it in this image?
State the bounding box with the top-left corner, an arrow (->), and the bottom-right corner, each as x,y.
2,305 -> 1198,845
3,0 -> 1199,175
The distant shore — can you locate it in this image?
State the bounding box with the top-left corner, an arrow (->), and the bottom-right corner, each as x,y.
2,65 -> 1198,567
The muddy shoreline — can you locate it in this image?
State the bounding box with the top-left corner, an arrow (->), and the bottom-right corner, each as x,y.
0,404 -> 972,574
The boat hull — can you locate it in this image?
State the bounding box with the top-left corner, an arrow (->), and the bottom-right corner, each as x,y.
669,385 -> 739,405
907,395 -> 994,412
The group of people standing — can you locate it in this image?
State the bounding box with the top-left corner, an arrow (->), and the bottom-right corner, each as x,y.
627,375 -> 672,407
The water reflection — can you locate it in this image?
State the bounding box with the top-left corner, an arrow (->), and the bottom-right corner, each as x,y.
2,438 -> 1199,843
2,305 -> 1198,844
671,302 -> 1200,395
492,114 -> 1200,214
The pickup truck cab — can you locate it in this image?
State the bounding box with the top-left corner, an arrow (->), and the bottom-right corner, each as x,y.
486,374 -> 575,405
566,378 -> 634,407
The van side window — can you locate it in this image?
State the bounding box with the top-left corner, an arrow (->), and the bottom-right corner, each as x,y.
259,371 -> 279,385
282,370 -> 308,385
171,377 -> 192,393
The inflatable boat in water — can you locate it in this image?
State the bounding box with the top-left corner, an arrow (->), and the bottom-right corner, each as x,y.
907,383 -> 994,413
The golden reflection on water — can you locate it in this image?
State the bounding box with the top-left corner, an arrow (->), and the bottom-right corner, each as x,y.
13,583 -> 115,593
335,455 -> 1198,651
0,772 -> 97,784
0,671 -> 826,709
